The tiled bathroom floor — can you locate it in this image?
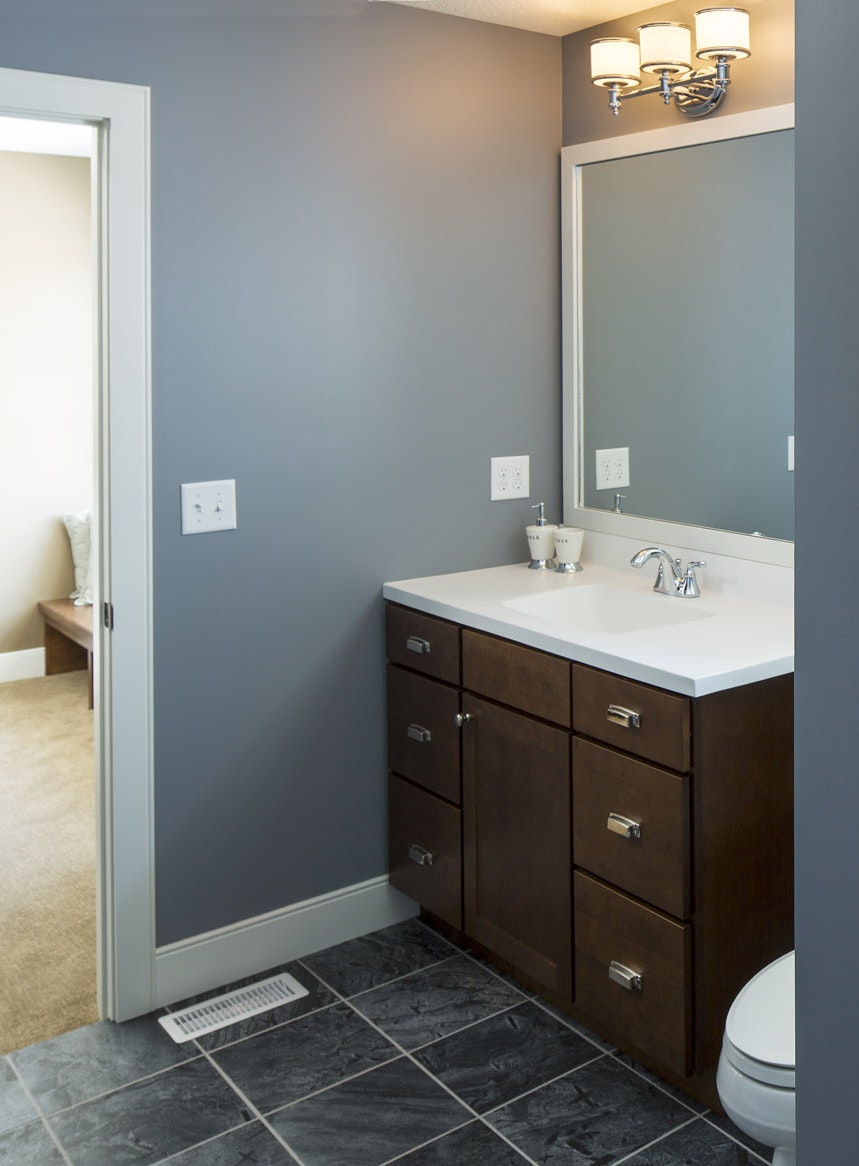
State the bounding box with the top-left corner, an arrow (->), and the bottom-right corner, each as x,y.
0,918 -> 771,1166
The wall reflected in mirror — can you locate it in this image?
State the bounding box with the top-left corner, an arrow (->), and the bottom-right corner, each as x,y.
579,129 -> 794,541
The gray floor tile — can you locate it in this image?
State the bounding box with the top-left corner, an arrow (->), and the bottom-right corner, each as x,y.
391,1118 -> 532,1164
301,919 -> 457,997
487,1055 -> 694,1166
46,1059 -> 250,1166
171,960 -> 338,1053
0,1119 -> 66,1165
269,1057 -> 470,1166
351,954 -> 527,1051
618,1116 -> 767,1164
0,1059 -> 37,1136
10,1013 -> 193,1115
212,1001 -> 398,1113
413,1001 -> 603,1114
164,1119 -> 298,1164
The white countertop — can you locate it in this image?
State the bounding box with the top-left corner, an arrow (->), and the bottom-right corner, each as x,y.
383,557 -> 794,697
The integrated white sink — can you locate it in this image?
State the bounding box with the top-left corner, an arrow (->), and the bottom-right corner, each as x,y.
503,584 -> 715,636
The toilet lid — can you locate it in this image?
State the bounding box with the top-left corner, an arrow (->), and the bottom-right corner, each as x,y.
724,951 -> 794,1085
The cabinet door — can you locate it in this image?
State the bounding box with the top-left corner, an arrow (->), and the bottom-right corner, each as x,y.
462,694 -> 572,999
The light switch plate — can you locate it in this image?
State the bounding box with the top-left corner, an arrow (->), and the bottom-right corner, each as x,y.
181,479 -> 237,535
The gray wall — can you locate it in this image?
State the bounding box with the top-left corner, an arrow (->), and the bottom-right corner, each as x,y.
0,0 -> 561,945
794,0 -> 859,1157
562,0 -> 794,145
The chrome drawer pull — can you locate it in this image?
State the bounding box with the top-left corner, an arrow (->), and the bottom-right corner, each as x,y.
607,812 -> 641,840
607,703 -> 641,730
609,960 -> 643,991
406,635 -> 431,655
454,713 -> 472,728
408,843 -> 435,867
407,723 -> 432,745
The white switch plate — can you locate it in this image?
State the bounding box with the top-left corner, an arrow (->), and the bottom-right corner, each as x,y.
181,479 -> 237,535
787,435 -> 795,471
490,455 -> 530,500
595,447 -> 630,490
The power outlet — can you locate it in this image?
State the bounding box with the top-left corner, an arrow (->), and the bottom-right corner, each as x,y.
595,447 -> 630,490
490,455 -> 530,500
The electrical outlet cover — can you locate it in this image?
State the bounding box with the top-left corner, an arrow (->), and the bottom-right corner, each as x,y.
491,455 -> 530,500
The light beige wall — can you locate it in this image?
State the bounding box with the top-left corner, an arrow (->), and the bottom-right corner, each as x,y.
563,0 -> 794,144
0,151 -> 92,654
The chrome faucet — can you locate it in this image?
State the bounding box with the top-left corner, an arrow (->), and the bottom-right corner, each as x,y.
630,546 -> 706,598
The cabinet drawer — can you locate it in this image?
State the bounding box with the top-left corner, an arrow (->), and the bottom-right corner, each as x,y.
387,666 -> 461,803
389,775 -> 462,929
462,629 -> 571,727
574,871 -> 692,1078
386,605 -> 460,684
572,665 -> 690,772
573,739 -> 690,918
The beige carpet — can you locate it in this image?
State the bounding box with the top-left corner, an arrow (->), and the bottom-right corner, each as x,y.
0,670 -> 98,1055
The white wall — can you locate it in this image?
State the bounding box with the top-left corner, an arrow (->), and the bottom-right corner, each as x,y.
0,151 -> 92,655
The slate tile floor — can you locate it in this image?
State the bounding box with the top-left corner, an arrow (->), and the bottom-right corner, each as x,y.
0,918 -> 772,1166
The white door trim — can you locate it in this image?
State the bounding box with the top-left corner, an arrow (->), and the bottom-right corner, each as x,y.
0,67 -> 154,1022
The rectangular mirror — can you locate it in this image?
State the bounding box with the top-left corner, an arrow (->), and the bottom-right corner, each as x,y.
562,105 -> 795,566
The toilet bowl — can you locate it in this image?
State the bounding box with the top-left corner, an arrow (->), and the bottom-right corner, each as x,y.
716,951 -> 795,1166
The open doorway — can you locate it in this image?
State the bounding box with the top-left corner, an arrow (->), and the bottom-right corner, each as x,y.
0,67 -> 154,1038
0,124 -> 98,1054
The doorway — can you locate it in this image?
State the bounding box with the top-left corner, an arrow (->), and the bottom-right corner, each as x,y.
0,130 -> 97,1053
0,68 -> 154,1030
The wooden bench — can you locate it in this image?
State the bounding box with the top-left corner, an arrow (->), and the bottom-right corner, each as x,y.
37,598 -> 94,708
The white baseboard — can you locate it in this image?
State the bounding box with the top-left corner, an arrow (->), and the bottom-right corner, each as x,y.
154,875 -> 419,1009
0,648 -> 45,683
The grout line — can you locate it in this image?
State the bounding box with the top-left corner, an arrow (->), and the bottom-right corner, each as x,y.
475,1115 -> 544,1166
479,1051 -> 609,1121
375,1118 -> 477,1166
7,1048 -> 208,1122
6,1059 -> 74,1166
343,952 -> 465,1002
699,1113 -> 773,1163
193,1050 -> 307,1166
350,997 -> 532,1057
609,1114 -> 700,1165
604,1052 -> 702,1119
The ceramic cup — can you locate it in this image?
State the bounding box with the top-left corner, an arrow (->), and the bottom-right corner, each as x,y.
554,526 -> 584,565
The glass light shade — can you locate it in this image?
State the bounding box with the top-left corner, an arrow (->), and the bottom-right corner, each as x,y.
590,38 -> 640,90
695,7 -> 751,60
638,22 -> 692,76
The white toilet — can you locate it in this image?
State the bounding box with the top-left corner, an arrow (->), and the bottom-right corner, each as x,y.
717,951 -> 795,1166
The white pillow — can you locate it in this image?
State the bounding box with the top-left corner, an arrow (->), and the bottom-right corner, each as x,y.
62,510 -> 94,606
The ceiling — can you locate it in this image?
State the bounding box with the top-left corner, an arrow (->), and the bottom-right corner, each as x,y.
374,0 -> 666,36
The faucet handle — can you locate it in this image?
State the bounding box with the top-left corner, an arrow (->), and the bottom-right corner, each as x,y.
681,560 -> 707,598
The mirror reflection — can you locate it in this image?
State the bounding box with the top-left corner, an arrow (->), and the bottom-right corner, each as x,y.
578,129 -> 794,541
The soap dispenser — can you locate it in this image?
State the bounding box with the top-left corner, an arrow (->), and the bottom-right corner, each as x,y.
526,502 -> 558,570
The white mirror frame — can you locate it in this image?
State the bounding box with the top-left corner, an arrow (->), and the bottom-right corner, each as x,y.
562,103 -> 795,567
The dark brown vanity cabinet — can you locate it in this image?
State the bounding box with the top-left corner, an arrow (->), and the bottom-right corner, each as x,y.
385,601 -> 793,1103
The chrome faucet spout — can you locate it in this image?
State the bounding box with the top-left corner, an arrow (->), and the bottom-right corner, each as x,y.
630,546 -> 706,598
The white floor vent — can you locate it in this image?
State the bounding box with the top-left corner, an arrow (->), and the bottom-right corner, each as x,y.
158,972 -> 309,1043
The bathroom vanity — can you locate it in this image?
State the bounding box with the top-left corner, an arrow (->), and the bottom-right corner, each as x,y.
383,555 -> 793,1107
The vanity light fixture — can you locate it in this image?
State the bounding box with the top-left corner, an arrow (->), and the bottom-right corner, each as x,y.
590,7 -> 750,118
